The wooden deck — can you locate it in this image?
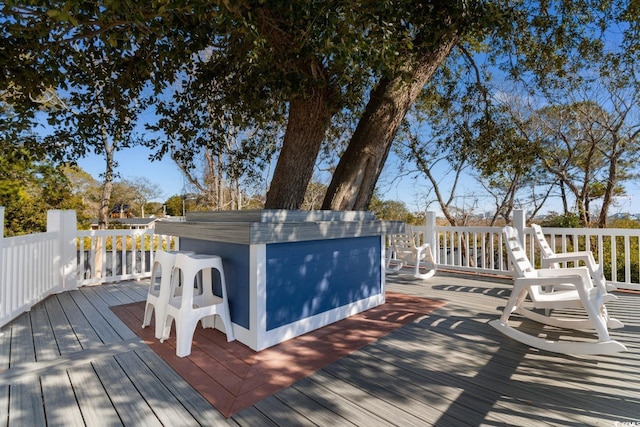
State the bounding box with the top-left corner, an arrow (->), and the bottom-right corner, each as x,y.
1,272 -> 638,426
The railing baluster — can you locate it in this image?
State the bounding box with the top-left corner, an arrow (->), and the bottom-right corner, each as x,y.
598,235 -> 604,267
612,235 -> 618,283
625,235 -> 631,284
0,229 -> 61,328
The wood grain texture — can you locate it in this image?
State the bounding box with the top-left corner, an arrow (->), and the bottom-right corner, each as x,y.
0,275 -> 637,425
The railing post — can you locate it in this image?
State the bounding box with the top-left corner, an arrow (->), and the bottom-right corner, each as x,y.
48,210 -> 78,291
513,209 -> 526,243
425,211 -> 437,261
0,207 -> 4,336
0,205 -> 4,256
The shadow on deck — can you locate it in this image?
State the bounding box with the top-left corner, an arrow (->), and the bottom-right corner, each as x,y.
1,272 -> 638,426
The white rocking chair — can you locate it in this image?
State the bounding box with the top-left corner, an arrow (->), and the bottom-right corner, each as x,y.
386,227 -> 436,279
531,223 -> 616,293
489,226 -> 626,355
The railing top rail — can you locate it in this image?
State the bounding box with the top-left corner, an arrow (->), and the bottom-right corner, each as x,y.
76,228 -> 155,237
537,227 -> 640,237
433,225 -> 504,233
429,224 -> 640,237
3,230 -> 59,245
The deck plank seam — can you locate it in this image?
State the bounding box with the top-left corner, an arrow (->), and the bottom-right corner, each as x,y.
0,338 -> 148,385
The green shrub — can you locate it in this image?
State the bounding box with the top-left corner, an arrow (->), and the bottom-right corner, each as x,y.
541,212 -> 583,228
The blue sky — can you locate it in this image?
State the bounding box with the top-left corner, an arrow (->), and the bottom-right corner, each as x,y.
74,143 -> 443,208
75,141 -> 640,217
76,145 -> 187,202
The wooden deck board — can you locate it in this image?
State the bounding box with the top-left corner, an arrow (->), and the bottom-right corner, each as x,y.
113,280 -> 149,302
9,312 -> 37,365
301,344 -> 537,426
67,364 -> 122,425
262,383 -> 355,426
369,325 -> 590,425
31,302 -> 60,361
251,394 -> 318,426
41,372 -> 86,426
423,319 -> 635,422
322,349 -> 506,426
57,291 -> 104,350
68,289 -> 125,345
0,386 -> 8,426
280,374 -> 393,426
78,286 -> 138,340
135,348 -> 235,426
92,354 -> 164,427
99,283 -> 141,306
308,367 -> 445,425
230,404 -> 281,426
9,377 -> 47,426
1,275 -> 638,426
112,350 -> 203,427
0,326 -> 9,369
44,295 -> 84,355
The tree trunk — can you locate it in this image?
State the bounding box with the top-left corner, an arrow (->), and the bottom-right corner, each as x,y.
98,145 -> 114,229
407,137 -> 463,226
95,128 -> 114,279
577,191 -> 589,227
597,135 -> 621,228
560,182 -> 569,214
233,180 -> 242,210
322,38 -> 458,211
265,87 -> 335,209
216,152 -> 224,210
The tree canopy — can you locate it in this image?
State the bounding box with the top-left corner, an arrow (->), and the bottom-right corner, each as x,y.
1,0 -> 503,209
1,0 -> 639,216
0,141 -> 83,235
394,0 -> 639,225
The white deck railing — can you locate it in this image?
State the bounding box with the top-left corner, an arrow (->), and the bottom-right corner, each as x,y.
526,226 -> 640,290
76,228 -> 177,286
431,225 -> 509,276
2,207 -> 639,329
412,210 -> 640,291
0,228 -> 60,327
0,209 -> 179,328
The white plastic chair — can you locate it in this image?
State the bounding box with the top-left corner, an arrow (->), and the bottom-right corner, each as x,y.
142,250 -> 194,339
531,224 -> 616,293
161,253 -> 235,357
386,227 -> 436,279
489,226 -> 626,355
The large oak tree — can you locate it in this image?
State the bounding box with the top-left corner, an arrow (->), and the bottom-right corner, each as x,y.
1,1 -> 502,210
2,0 -> 638,212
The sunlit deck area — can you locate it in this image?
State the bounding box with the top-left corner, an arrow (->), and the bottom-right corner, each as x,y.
1,272 -> 638,426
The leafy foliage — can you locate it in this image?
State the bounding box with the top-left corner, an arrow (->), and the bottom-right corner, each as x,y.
400,1 -> 639,223
1,0 -> 512,210
164,195 -> 184,217
0,140 -> 83,235
2,0 -> 639,214
369,194 -> 416,223
540,212 -> 584,228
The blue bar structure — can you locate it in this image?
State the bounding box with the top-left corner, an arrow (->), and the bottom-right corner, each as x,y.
156,210 -> 403,351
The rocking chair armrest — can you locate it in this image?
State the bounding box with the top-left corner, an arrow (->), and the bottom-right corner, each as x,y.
542,251 -> 599,268
515,275 -> 584,289
535,267 -> 596,295
536,266 -> 591,279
